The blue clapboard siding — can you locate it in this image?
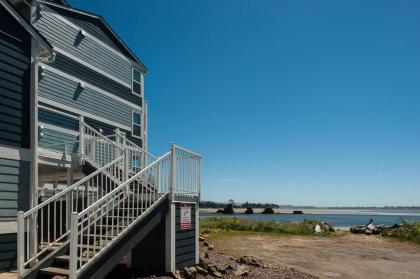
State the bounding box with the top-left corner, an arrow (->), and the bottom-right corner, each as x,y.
35,7 -> 133,84
0,7 -> 31,149
0,158 -> 30,220
85,118 -> 142,148
39,107 -> 78,131
52,53 -> 142,106
45,3 -> 136,61
175,203 -> 196,269
38,128 -> 78,153
0,233 -> 17,271
39,70 -> 132,128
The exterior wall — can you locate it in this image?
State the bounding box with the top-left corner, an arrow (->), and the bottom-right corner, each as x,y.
38,69 -> 134,129
46,4 -> 134,59
0,6 -> 31,149
35,4 -> 134,85
0,158 -> 30,221
175,203 -> 197,269
52,53 -> 142,106
0,233 -> 17,272
85,118 -> 142,148
33,3 -> 146,149
0,4 -> 34,272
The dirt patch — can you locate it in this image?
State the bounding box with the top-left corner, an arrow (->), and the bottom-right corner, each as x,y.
211,232 -> 420,279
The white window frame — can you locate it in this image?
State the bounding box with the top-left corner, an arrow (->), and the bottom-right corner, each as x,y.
131,111 -> 142,139
131,68 -> 142,96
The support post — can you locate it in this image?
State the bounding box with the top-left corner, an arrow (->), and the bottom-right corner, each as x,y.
165,202 -> 175,272
198,157 -> 202,200
66,164 -> 74,230
17,211 -> 25,277
69,212 -> 78,279
78,116 -> 84,164
169,143 -> 176,201
195,203 -> 200,264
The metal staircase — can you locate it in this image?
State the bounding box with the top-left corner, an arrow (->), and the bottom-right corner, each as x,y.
17,120 -> 202,279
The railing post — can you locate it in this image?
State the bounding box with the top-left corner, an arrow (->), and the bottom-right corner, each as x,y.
78,116 -> 84,164
169,143 -> 176,201
198,157 -> 202,200
17,211 -> 25,277
114,128 -> 121,156
124,148 -> 129,182
69,212 -> 78,279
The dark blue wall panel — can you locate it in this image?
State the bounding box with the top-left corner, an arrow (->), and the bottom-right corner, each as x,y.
0,233 -> 17,271
175,203 -> 196,269
0,6 -> 31,148
0,158 -> 30,220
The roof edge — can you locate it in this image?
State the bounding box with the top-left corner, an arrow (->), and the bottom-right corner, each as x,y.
1,0 -> 54,59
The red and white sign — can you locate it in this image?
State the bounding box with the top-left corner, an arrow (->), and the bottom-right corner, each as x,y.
180,204 -> 192,230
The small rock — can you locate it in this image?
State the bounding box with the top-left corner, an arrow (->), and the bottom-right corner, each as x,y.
196,266 -> 208,275
208,244 -> 214,251
199,236 -> 206,242
184,266 -> 197,278
234,264 -> 250,276
203,241 -> 209,247
219,267 -> 227,274
170,270 -> 182,279
199,260 -> 209,270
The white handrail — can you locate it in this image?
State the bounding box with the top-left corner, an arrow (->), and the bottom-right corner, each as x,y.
17,156 -> 125,274
70,151 -> 172,277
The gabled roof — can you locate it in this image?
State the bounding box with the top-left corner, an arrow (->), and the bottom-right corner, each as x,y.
40,0 -> 148,73
1,0 -> 54,59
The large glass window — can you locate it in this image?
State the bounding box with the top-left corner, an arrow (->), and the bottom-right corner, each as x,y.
132,68 -> 142,95
132,111 -> 141,138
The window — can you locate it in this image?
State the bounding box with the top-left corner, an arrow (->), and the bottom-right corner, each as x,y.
132,111 -> 141,138
132,68 -> 142,95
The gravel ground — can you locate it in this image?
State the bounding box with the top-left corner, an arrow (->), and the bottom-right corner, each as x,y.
136,249 -> 318,279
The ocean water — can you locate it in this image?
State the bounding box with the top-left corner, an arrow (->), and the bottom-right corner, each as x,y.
200,211 -> 420,228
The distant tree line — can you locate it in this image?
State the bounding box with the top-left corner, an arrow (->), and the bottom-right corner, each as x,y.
199,200 -> 280,209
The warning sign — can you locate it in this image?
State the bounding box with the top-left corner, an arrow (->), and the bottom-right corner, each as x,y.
180,204 -> 192,230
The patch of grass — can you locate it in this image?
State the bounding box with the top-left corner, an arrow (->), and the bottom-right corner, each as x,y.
385,220 -> 420,244
200,217 -> 332,236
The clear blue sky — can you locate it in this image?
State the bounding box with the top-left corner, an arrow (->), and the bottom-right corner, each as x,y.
70,0 -> 420,206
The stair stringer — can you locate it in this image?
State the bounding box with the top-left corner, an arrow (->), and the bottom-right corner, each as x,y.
77,194 -> 170,279
22,243 -> 69,279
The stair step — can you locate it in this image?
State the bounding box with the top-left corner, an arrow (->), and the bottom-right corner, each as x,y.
40,267 -> 69,276
95,224 -> 128,231
56,255 -> 89,262
79,244 -> 103,250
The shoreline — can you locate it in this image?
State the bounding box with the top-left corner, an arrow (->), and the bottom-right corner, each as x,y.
200,207 -> 420,216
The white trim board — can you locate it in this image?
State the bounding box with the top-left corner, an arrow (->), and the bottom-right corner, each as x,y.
39,63 -> 142,111
0,221 -> 17,234
53,47 -> 131,88
0,145 -> 31,161
38,97 -> 132,131
39,122 -> 79,136
39,104 -> 78,120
